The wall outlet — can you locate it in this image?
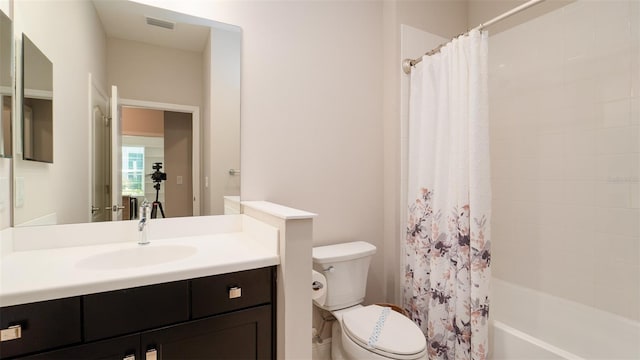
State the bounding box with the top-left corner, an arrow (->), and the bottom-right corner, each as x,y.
177,175 -> 183,185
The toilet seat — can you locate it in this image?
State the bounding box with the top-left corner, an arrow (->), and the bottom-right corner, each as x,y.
341,305 -> 427,359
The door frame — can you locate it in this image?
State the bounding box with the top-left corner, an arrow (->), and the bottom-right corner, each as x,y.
119,98 -> 201,216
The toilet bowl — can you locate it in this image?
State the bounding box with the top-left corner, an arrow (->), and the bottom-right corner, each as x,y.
312,242 -> 427,360
331,305 -> 427,360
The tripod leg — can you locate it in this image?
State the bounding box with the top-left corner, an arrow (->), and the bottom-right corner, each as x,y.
151,203 -> 158,219
157,202 -> 166,218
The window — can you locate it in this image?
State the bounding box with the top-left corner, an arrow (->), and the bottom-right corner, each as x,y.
122,146 -> 144,196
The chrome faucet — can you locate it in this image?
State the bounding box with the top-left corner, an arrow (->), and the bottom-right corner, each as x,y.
138,200 -> 151,245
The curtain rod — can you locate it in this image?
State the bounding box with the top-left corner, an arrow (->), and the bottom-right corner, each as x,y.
402,0 -> 546,74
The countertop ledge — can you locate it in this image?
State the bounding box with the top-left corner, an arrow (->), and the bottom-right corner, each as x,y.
0,231 -> 279,307
242,201 -> 317,220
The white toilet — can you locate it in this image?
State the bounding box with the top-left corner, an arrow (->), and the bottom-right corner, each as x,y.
313,241 -> 427,360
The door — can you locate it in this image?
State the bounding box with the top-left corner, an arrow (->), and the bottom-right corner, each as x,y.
109,85 -> 123,221
89,74 -> 110,222
163,111 -> 193,218
141,305 -> 273,360
90,105 -> 109,222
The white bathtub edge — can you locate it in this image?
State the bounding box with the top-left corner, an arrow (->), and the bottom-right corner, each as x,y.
492,320 -> 584,360
491,278 -> 640,359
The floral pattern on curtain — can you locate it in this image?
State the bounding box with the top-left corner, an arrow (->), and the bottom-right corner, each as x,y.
402,30 -> 491,360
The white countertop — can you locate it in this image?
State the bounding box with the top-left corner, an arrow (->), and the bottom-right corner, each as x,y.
0,216 -> 279,307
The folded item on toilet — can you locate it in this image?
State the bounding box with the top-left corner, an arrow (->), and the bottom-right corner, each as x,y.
367,307 -> 391,348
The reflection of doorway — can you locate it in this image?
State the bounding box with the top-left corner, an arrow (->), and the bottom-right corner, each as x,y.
89,88 -> 200,222
89,74 -> 110,222
120,100 -> 198,219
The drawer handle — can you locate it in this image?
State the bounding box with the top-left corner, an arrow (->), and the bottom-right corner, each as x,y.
146,349 -> 157,360
0,325 -> 22,342
229,286 -> 242,299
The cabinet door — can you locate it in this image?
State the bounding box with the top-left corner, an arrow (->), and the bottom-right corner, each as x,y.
141,305 -> 273,360
18,334 -> 139,360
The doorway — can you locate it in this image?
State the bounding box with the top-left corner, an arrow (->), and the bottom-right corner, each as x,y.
120,101 -> 198,219
89,94 -> 200,222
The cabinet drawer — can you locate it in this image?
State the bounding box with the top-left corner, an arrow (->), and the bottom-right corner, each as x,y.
0,297 -> 81,359
192,267 -> 273,318
83,280 -> 189,342
18,334 -> 139,360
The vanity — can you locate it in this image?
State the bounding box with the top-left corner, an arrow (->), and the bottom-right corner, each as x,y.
1,267 -> 275,359
0,210 -> 302,360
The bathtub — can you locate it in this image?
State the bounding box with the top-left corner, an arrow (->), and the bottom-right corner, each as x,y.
489,278 -> 640,360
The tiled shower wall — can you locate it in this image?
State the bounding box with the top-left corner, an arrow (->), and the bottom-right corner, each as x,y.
489,0 -> 639,320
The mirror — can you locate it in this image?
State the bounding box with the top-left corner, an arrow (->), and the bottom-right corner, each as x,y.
0,9 -> 11,158
22,33 -> 53,163
12,0 -> 241,227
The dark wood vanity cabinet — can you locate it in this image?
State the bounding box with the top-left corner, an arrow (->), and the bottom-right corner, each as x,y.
0,266 -> 275,360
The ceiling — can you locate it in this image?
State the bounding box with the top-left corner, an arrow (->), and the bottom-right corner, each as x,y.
91,0 -> 210,53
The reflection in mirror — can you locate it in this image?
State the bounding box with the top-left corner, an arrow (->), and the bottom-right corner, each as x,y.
22,34 -> 53,163
13,0 -> 240,227
117,106 -> 195,221
0,10 -> 11,158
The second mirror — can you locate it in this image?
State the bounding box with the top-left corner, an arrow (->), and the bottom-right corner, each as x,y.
22,33 -> 53,163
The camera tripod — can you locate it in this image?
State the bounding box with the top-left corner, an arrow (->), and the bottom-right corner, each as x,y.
149,162 -> 167,219
150,182 -> 165,219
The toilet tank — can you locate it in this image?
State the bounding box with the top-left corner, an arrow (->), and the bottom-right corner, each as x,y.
312,241 -> 376,311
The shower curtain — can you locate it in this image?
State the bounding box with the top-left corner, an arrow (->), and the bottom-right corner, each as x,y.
403,29 -> 491,360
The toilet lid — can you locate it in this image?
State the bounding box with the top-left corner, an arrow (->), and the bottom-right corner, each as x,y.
342,305 -> 426,357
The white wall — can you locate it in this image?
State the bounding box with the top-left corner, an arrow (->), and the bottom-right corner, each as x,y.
13,0 -> 106,226
107,38 -> 202,107
488,0 -> 639,320
205,27 -> 240,216
0,0 -> 9,18
396,0 -> 467,39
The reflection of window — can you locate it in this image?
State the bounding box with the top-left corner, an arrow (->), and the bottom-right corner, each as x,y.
122,146 -> 144,196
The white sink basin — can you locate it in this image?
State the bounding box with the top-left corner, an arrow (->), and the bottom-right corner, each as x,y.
76,244 -> 197,270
